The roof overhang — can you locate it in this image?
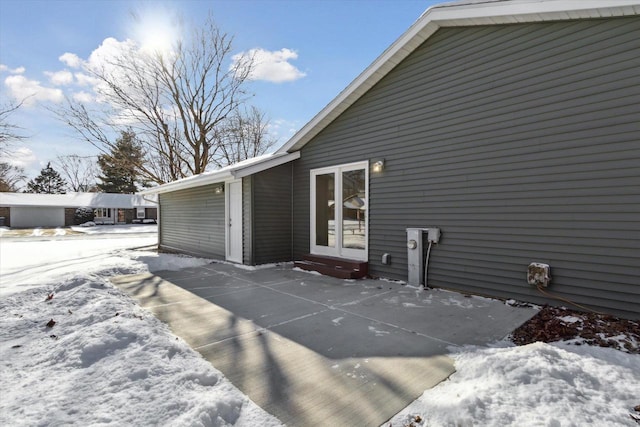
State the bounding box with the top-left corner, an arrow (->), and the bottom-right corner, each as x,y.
140,151 -> 301,195
276,0 -> 640,154
0,192 -> 157,208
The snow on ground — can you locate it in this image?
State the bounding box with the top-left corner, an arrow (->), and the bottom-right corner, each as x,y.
1,227 -> 638,426
1,237 -> 159,297
71,223 -> 158,234
386,341 -> 640,427
0,230 -> 282,426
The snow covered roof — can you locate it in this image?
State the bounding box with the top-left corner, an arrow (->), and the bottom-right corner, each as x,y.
139,151 -> 300,195
276,0 -> 640,154
0,192 -> 157,208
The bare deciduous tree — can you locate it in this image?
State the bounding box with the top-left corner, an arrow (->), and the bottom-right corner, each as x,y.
56,16 -> 272,185
0,100 -> 28,192
0,100 -> 27,150
0,162 -> 26,192
215,106 -> 277,167
55,154 -> 97,192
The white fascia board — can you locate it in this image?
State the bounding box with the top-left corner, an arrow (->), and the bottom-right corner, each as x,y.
140,152 -> 301,195
139,170 -> 233,195
232,152 -> 301,179
275,0 -> 639,154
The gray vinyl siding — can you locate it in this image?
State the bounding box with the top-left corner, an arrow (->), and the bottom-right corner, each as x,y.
159,184 -> 225,259
250,163 -> 293,265
292,18 -> 640,318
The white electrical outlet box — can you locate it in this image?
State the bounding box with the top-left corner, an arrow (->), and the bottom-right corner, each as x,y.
427,228 -> 441,243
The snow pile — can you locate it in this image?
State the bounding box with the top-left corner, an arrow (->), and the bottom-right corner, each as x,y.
0,276 -> 279,426
70,224 -> 157,234
0,236 -> 281,426
386,341 -> 640,427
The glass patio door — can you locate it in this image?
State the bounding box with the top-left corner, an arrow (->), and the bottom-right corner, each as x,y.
311,161 -> 368,261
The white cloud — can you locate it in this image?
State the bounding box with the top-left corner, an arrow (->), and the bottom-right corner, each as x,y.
4,74 -> 64,106
2,146 -> 37,169
74,72 -> 98,87
232,48 -> 306,83
269,118 -> 300,142
72,91 -> 94,103
0,65 -> 25,74
59,52 -> 82,68
45,70 -> 74,86
87,37 -> 137,71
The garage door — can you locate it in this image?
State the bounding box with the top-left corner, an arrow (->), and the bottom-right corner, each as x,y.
11,207 -> 65,228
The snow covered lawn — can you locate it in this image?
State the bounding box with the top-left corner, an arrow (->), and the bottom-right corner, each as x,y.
0,232 -> 282,426
1,229 -> 638,426
387,341 -> 640,427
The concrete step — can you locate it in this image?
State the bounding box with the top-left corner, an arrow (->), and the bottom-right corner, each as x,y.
294,254 -> 368,279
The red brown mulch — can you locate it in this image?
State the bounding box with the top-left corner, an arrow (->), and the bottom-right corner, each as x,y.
510,305 -> 640,354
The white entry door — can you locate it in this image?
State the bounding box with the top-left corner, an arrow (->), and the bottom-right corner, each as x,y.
310,161 -> 368,261
226,180 -> 243,263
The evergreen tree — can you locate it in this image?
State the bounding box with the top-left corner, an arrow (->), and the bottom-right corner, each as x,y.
25,162 -> 67,194
97,131 -> 144,194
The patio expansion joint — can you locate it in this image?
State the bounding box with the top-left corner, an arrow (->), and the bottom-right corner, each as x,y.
193,308 -> 331,351
252,282 -> 459,348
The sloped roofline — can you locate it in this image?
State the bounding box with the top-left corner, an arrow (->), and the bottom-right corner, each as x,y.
139,151 -> 300,195
276,0 -> 640,154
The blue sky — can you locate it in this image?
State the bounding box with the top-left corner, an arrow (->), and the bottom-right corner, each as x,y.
0,0 -> 438,181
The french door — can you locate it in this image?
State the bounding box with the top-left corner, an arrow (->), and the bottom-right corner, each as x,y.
310,161 -> 368,261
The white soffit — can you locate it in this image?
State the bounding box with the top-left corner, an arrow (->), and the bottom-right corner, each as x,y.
276,0 -> 640,154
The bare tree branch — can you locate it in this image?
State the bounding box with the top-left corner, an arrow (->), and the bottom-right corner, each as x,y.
0,162 -> 26,192
53,15 -> 270,185
55,154 -> 98,192
0,98 -> 29,154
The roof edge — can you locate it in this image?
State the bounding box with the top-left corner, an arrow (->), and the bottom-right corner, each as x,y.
276,0 -> 640,154
139,152 -> 300,195
232,151 -> 300,178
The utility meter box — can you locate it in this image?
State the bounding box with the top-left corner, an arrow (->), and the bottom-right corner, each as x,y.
406,227 -> 441,287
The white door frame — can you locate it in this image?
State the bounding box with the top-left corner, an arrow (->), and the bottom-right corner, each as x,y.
225,179 -> 243,263
310,161 -> 368,261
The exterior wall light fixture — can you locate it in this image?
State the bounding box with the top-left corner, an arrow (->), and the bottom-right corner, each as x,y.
372,159 -> 385,173
215,184 -> 224,194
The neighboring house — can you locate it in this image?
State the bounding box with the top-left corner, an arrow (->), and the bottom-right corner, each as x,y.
0,192 -> 158,228
142,0 -> 640,319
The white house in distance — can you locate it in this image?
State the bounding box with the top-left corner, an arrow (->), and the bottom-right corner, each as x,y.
0,192 -> 158,228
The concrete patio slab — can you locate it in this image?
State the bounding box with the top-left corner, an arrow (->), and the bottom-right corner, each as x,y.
112,262 -> 537,426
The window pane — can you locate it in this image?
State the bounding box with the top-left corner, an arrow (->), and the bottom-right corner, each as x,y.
342,169 -> 365,250
315,173 -> 335,247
